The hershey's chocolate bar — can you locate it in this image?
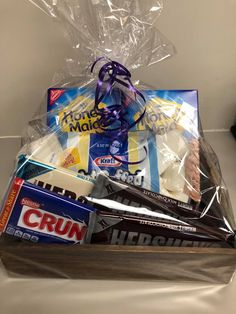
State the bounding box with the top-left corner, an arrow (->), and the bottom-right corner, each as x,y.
91,175 -> 235,243
16,155 -> 94,201
90,210 -> 232,248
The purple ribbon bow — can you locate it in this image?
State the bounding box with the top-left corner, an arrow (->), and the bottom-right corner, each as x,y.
91,57 -> 147,165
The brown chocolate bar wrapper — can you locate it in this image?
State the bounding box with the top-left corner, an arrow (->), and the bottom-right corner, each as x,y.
90,210 -> 232,248
90,175 -> 235,244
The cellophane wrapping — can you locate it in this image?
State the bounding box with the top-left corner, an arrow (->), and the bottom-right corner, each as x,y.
0,0 -> 235,282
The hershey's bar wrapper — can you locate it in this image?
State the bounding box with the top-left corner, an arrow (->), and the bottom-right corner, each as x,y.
90,175 -> 235,243
91,210 -> 232,248
16,155 -> 95,201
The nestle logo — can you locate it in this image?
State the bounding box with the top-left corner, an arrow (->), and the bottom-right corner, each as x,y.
94,156 -> 121,167
21,198 -> 40,209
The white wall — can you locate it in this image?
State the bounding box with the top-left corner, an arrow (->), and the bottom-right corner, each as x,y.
0,0 -> 70,136
0,0 -> 236,136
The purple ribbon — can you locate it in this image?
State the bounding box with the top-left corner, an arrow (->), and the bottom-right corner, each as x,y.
91,57 -> 147,165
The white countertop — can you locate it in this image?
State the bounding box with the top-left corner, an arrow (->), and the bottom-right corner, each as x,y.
0,132 -> 235,314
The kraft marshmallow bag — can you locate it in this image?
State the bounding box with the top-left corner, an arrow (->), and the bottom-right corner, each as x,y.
0,0 -> 235,281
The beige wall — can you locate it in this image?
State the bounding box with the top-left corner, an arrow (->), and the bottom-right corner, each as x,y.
0,0 -> 236,136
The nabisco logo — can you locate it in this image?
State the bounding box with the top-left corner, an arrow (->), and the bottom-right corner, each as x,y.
94,155 -> 121,167
17,206 -> 87,243
21,198 -> 40,209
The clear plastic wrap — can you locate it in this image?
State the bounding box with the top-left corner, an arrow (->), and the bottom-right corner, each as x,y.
30,0 -> 174,77
0,0 -> 235,283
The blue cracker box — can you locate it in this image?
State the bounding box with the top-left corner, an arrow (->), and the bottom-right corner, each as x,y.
0,177 -> 95,244
46,88 -> 199,200
47,88 -> 199,136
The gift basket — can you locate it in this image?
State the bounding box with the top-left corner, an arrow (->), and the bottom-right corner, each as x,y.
0,0 -> 236,283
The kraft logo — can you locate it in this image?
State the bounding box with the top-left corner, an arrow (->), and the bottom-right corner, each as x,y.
17,206 -> 87,243
94,156 -> 121,167
21,198 -> 40,209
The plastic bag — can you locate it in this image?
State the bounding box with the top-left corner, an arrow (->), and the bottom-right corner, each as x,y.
0,0 -> 235,283
29,0 -> 174,77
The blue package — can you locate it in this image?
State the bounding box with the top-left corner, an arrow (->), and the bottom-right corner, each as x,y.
0,177 -> 95,244
45,88 -> 199,200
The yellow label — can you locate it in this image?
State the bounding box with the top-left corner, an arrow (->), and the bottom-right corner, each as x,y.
58,96 -> 105,133
135,97 -> 184,132
61,147 -> 81,168
59,95 -> 186,134
128,132 -> 140,173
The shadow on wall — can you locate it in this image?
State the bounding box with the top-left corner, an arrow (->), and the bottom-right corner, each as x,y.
230,114 -> 236,139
